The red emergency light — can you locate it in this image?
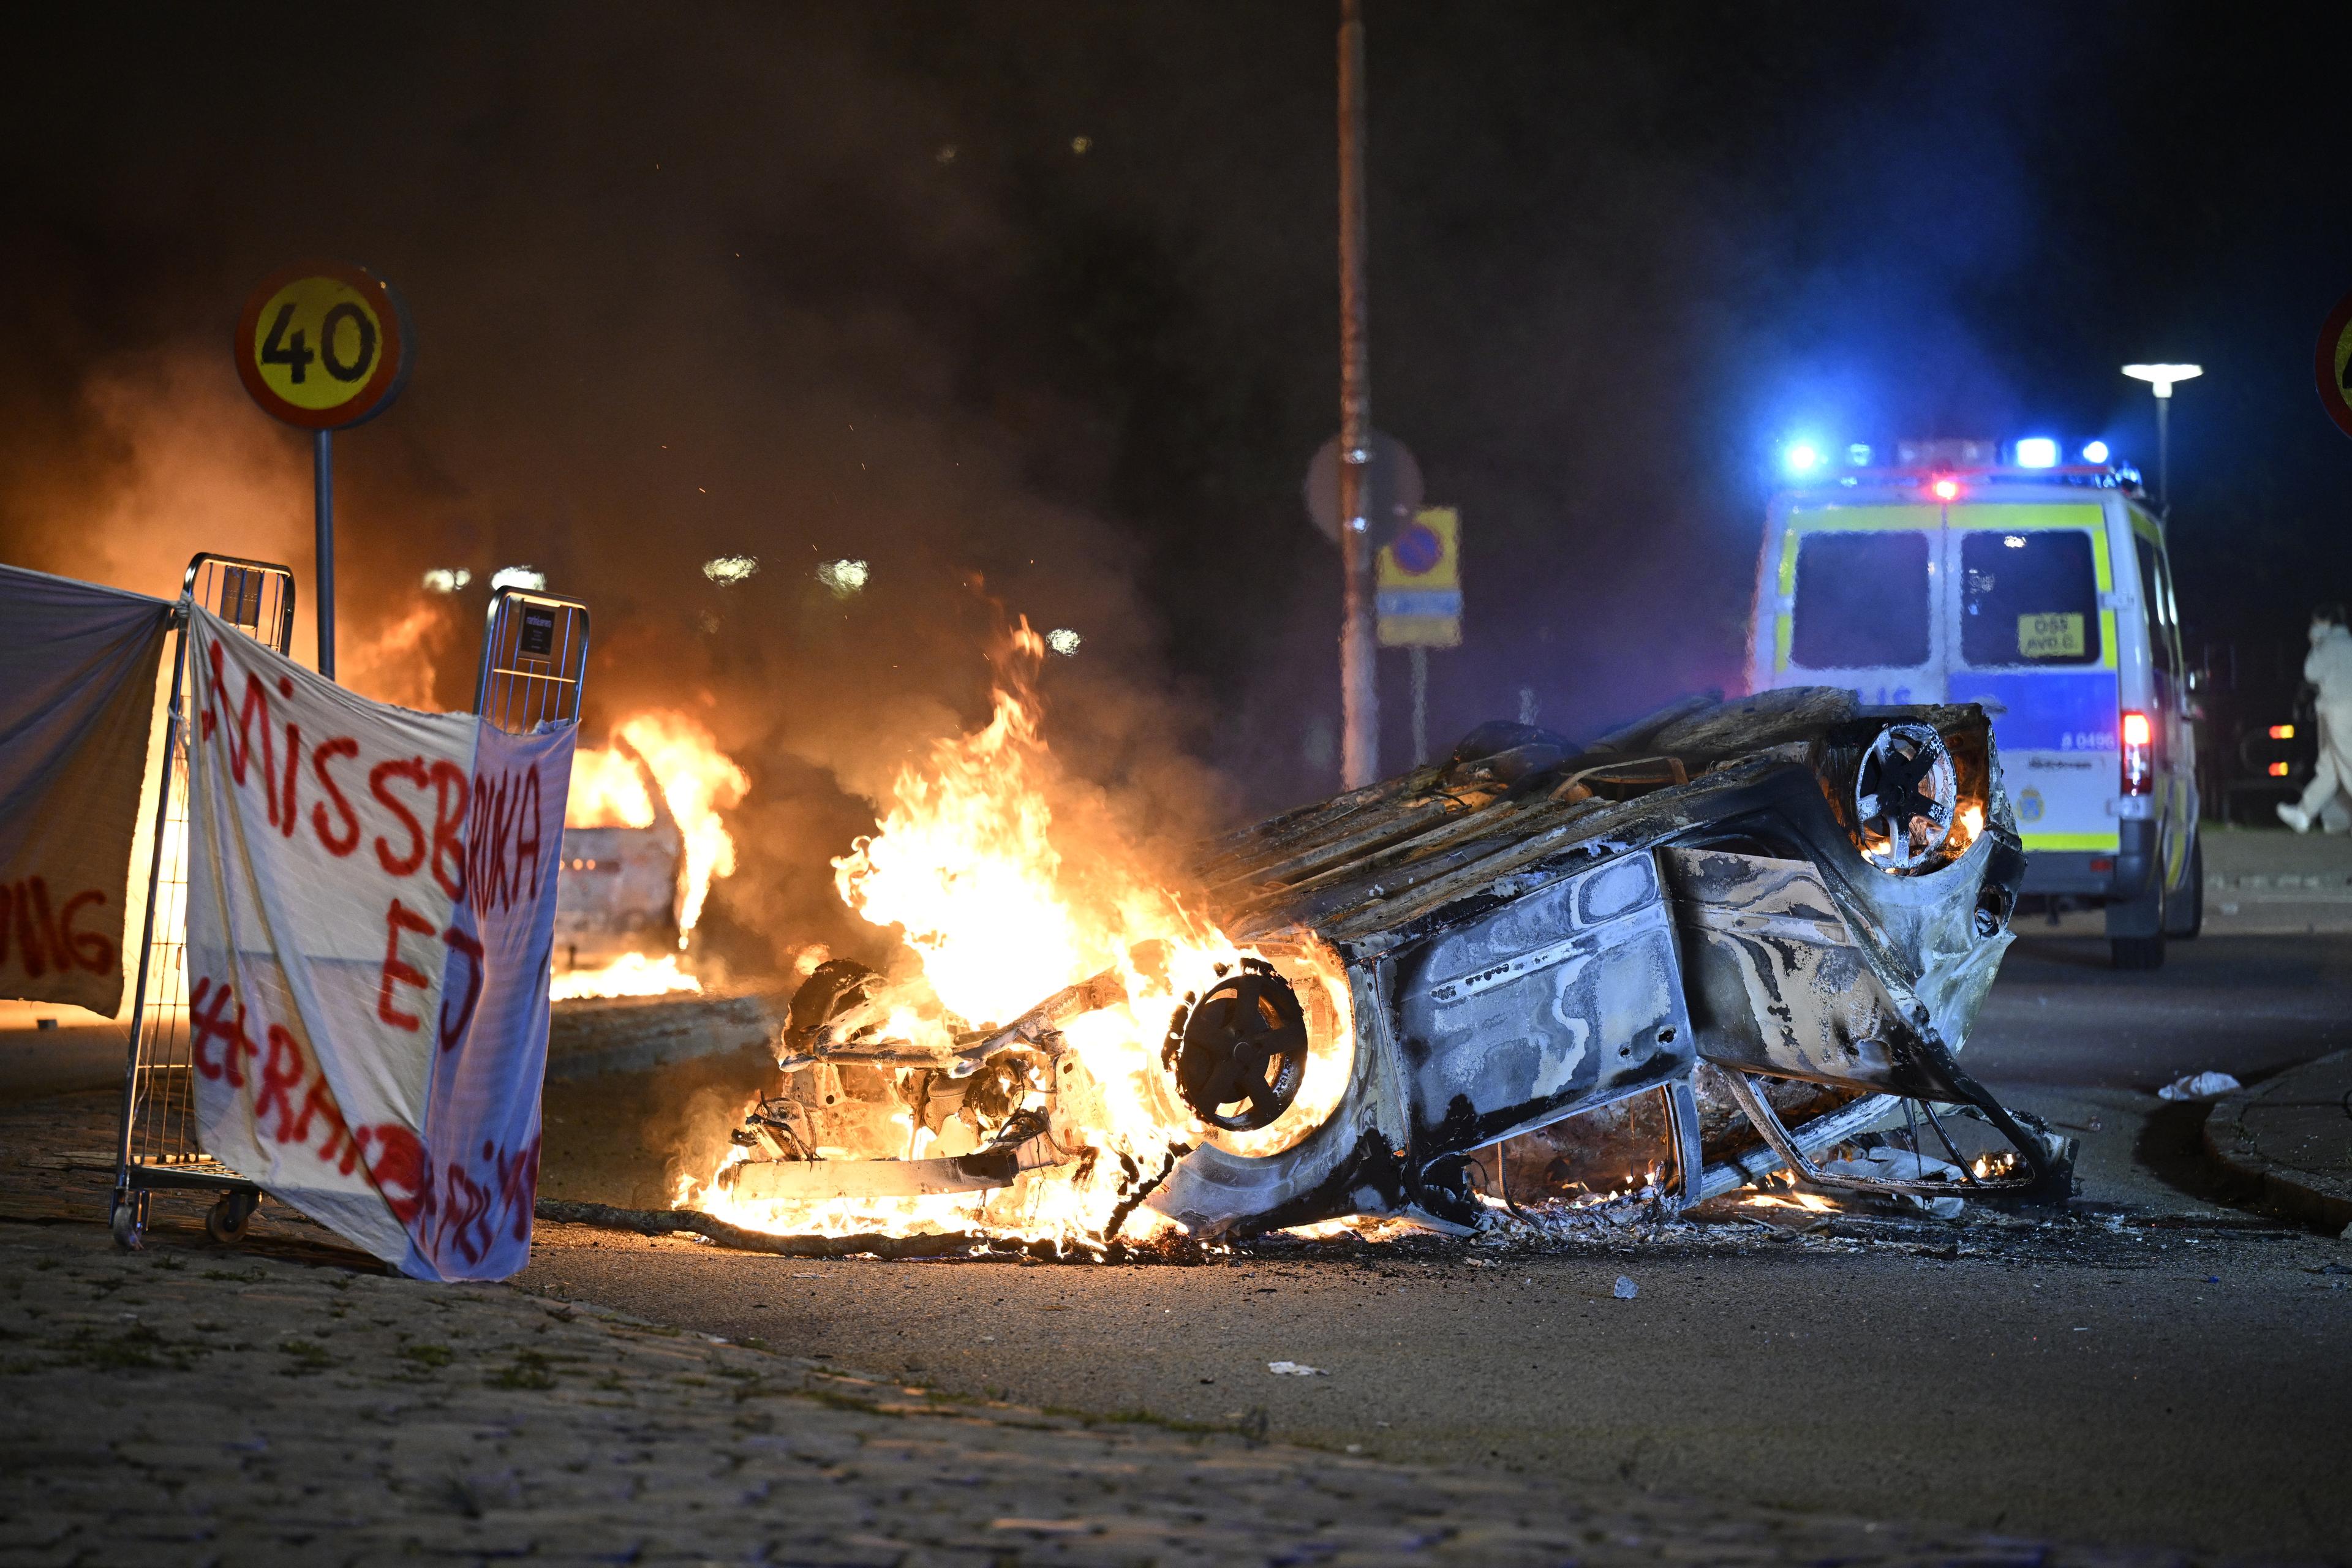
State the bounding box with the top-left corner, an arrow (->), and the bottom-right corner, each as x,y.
1931,476 -> 1961,502
2120,710 -> 2154,796
2269,761 -> 2293,777
2269,723 -> 2296,740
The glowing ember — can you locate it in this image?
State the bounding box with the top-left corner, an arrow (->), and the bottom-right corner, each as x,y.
677,620 -> 1351,1248
550,951 -> 704,1001
1742,1189 -> 1834,1212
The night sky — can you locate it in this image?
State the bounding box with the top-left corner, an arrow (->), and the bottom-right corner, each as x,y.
5,3 -> 2350,835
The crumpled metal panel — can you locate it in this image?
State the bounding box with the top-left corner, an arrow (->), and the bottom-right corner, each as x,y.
1390,851 -> 1694,1152
1662,848 -> 1918,1087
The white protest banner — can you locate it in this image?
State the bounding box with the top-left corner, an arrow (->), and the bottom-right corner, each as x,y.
183,606 -> 574,1281
0,564 -> 171,1016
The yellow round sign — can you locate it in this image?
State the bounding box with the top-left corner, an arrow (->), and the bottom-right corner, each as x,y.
235,262 -> 410,430
2316,287 -> 2352,440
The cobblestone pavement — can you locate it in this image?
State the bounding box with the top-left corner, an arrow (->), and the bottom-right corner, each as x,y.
0,1092 -> 2218,1568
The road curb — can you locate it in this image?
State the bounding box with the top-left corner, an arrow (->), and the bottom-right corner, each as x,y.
544,987 -> 785,1080
2202,1049 -> 2352,1235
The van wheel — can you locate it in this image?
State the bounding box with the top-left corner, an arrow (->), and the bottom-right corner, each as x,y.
2111,933 -> 2165,970
2164,839 -> 2204,940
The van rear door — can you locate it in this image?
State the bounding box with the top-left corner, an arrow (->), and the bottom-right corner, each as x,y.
1770,505 -> 1942,704
1942,505 -> 2118,855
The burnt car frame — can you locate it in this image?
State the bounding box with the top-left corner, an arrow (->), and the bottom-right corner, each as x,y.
728,688 -> 2071,1238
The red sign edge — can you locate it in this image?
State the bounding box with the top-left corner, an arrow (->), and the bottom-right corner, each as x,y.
2315,288 -> 2352,441
233,260 -> 410,431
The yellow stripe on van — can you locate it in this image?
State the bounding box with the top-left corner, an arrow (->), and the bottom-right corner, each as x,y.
1946,503 -> 2104,532
1787,505 -> 1940,532
2020,830 -> 2121,852
1779,508 -> 1937,674
1773,529 -> 1800,671
1947,504 -> 2118,670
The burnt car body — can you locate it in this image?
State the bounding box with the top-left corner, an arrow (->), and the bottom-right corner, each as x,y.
553,739 -> 684,971
727,688 -> 2071,1238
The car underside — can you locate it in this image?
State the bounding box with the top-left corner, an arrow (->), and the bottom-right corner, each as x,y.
722,687 -> 2075,1240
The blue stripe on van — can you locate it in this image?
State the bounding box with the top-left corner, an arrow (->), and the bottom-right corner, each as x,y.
1948,671 -> 2119,755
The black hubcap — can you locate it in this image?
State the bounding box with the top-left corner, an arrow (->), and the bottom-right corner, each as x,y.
1170,968 -> 1308,1132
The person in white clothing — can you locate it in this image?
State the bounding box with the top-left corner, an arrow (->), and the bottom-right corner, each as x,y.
2280,605 -> 2352,834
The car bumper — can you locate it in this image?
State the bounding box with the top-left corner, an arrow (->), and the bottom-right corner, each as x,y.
2019,817 -> 2157,899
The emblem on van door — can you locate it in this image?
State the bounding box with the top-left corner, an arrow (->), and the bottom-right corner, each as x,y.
2017,786 -> 2045,823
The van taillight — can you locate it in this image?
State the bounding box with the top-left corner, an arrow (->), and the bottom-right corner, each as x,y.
2120,710 -> 2154,796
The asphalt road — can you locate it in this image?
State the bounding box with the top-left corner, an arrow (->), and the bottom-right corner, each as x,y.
524,832 -> 2352,1562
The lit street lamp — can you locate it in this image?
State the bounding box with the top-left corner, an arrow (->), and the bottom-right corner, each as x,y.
2120,363 -> 2202,514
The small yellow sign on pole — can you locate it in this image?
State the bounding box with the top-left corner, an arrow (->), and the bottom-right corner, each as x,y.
1376,507 -> 1461,648
235,261 -> 412,431
2317,288 -> 2352,441
233,260 -> 413,680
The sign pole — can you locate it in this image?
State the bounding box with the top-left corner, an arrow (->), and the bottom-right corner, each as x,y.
234,259 -> 413,684
1409,646 -> 1428,767
1377,505 -> 1462,765
314,429 -> 336,680
1336,0 -> 1378,788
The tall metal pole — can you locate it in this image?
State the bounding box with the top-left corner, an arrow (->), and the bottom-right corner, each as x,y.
1409,645 -> 1428,766
314,429 -> 336,680
2154,390 -> 2171,518
1336,0 -> 1378,788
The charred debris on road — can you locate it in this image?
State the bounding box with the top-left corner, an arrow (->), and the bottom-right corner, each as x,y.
590,688 -> 2087,1260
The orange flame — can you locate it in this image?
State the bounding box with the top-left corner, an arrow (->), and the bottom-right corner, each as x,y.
554,711 -> 748,999
679,622 -> 1352,1246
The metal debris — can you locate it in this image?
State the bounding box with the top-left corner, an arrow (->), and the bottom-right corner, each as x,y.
703,688 -> 2075,1251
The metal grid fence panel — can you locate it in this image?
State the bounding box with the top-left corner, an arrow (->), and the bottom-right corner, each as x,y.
110,556 -> 295,1233
475,589 -> 590,731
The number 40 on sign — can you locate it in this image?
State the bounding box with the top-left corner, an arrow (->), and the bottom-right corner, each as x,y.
235,262 -> 412,431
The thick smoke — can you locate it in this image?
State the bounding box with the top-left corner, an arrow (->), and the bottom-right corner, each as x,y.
7,5 -> 2333,981
0,8 -> 1248,981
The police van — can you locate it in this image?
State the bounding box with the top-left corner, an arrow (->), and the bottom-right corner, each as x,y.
1746,437 -> 2200,968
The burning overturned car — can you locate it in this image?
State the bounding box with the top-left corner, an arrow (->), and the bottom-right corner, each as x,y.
692,674 -> 2071,1248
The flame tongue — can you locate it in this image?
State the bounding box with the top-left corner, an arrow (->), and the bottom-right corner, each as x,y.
680,621 -> 1346,1249
831,627 -> 1186,1027
554,710 -> 747,998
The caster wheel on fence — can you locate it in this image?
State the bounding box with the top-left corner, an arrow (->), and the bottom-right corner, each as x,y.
110,1196 -> 143,1251
206,1192 -> 258,1244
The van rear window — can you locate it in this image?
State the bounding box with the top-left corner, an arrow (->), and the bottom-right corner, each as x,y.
1961,531 -> 2101,666
1790,532 -> 1930,668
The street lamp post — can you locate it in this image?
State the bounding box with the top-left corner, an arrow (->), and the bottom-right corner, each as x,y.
1335,0 -> 1377,788
2121,363 -> 2203,516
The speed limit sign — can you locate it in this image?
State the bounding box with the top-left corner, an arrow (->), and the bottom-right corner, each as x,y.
233,261 -> 412,430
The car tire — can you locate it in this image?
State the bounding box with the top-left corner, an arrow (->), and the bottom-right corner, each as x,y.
2165,837 -> 2204,940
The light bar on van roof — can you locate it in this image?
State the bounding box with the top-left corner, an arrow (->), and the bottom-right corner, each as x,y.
1780,461 -> 2144,494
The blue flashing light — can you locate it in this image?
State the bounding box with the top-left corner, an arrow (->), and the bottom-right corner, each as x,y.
2081,439 -> 2110,465
1784,442 -> 1822,476
2013,437 -> 2059,469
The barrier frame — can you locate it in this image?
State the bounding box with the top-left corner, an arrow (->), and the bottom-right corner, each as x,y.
475,586 -> 590,734
108,570 -> 594,1248
108,554 -> 297,1248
